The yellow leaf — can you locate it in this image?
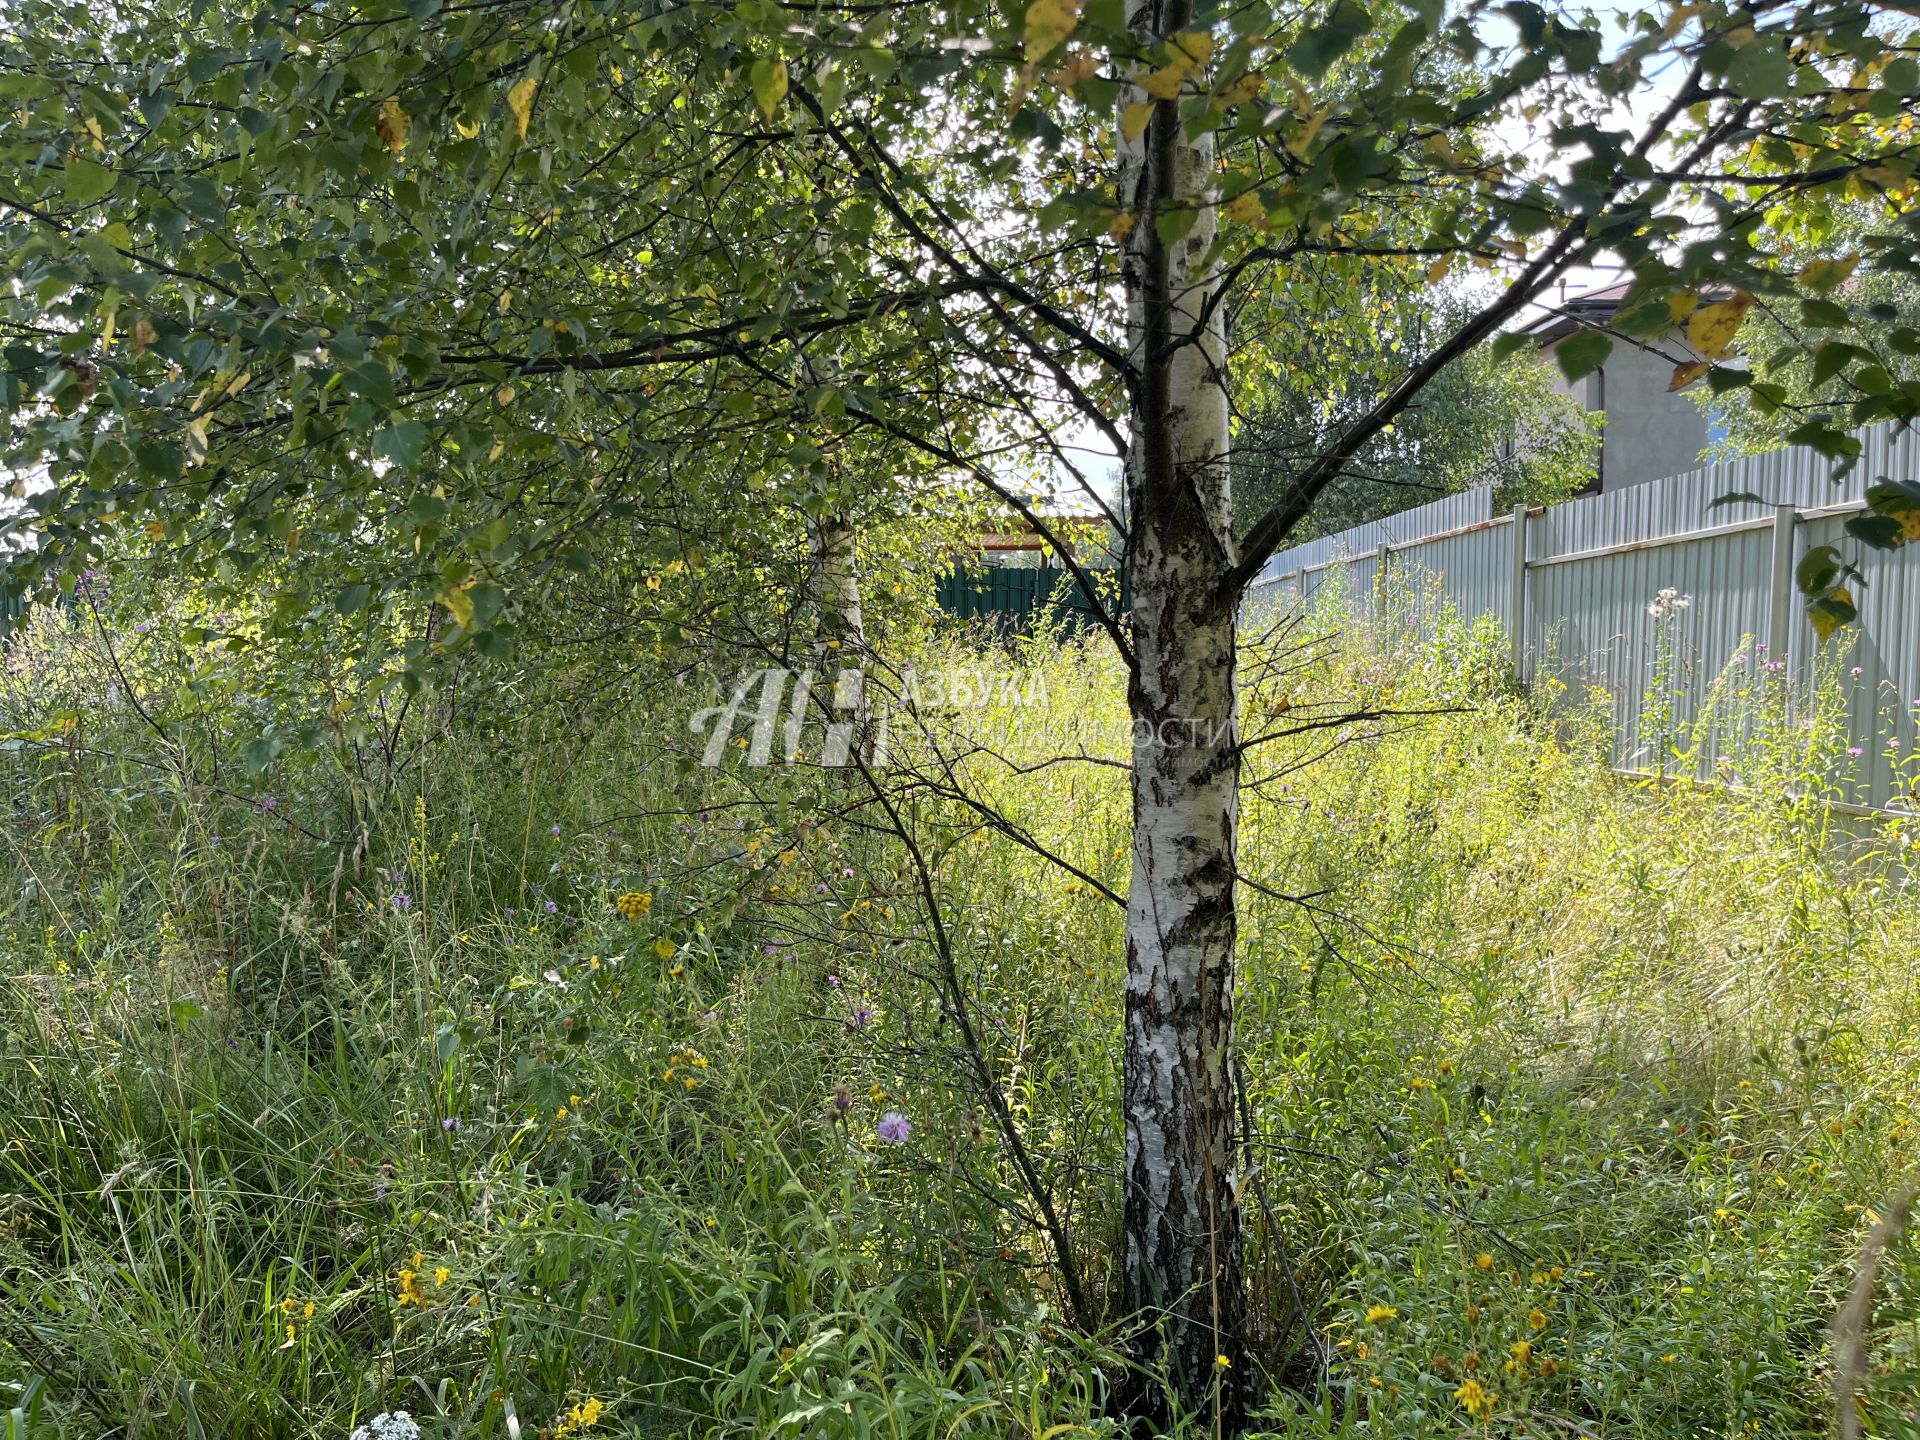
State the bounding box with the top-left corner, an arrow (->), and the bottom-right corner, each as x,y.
1426,252 -> 1452,284
1108,211 -> 1136,243
1138,60 -> 1193,100
1024,0 -> 1081,63
1287,107 -> 1330,157
1812,588 -> 1852,642
1120,101 -> 1156,142
495,385 -> 515,406
439,584 -> 475,627
1170,30 -> 1214,64
376,96 -> 409,154
1051,53 -> 1099,91
507,75 -> 538,140
1219,69 -> 1267,105
1687,291 -> 1754,359
488,439 -> 505,462
1668,360 -> 1711,391
1224,191 -> 1264,225
132,316 -> 156,354
144,519 -> 166,541
749,58 -> 788,122
1799,254 -> 1859,292
455,116 -> 480,140
82,114 -> 104,152
1668,291 -> 1699,323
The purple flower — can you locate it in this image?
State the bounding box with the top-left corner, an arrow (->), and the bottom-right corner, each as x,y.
441,1117 -> 461,1132
551,824 -> 562,836
848,1006 -> 875,1030
505,908 -> 516,918
762,944 -> 780,955
1852,666 -> 1864,676
817,883 -> 829,894
875,1112 -> 911,1145
258,795 -> 277,812
842,867 -> 854,878
826,973 -> 842,990
544,900 -> 557,914
1848,746 -> 1864,758
391,892 -> 411,912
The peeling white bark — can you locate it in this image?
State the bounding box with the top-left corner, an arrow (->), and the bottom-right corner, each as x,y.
1118,0 -> 1246,1419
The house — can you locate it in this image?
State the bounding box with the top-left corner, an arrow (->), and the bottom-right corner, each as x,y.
1526,282 -> 1720,492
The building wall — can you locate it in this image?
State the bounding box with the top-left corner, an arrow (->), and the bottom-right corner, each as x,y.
1543,332 -> 1715,492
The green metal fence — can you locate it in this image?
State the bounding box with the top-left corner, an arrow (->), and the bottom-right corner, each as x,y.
935,567 -> 1125,636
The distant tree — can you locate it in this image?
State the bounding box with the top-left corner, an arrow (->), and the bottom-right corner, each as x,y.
1235,285 -> 1600,538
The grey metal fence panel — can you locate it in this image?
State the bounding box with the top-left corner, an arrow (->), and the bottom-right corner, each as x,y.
1246,421 -> 1920,815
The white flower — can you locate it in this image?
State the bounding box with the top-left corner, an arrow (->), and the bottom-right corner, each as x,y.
349,1413 -> 422,1440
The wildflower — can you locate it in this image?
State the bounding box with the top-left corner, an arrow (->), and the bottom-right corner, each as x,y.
434,1266 -> 450,1286
1214,1353 -> 1231,1371
848,1005 -> 875,1030
1848,746 -> 1864,758
1528,1308 -> 1548,1330
1475,1252 -> 1494,1270
551,824 -> 563,836
395,1267 -> 427,1308
441,1117 -> 461,1132
876,1111 -> 911,1144
1365,1304 -> 1398,1324
554,1398 -> 604,1438
615,891 -> 653,920
1660,1353 -> 1677,1364
1539,1357 -> 1560,1377
544,900 -> 558,914
655,937 -> 677,961
391,892 -> 411,913
1454,1377 -> 1496,1419
350,1413 -> 422,1440
826,973 -> 843,989
831,1083 -> 853,1118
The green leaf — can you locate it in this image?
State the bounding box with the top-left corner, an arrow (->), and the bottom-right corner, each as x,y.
63,157 -> 117,206
375,420 -> 428,468
1286,0 -> 1372,79
1555,330 -> 1611,383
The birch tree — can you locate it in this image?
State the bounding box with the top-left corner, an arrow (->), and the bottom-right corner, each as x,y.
4,0 -> 1919,1428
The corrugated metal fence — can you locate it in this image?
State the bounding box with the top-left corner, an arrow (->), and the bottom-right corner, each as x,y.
1251,423 -> 1920,814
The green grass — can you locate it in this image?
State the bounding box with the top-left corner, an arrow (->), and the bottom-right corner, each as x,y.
3,594 -> 1919,1438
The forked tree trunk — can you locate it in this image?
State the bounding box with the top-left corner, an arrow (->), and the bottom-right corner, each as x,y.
1117,0 -> 1247,1425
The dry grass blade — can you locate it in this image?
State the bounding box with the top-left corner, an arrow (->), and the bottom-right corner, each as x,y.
1834,1179 -> 1920,1440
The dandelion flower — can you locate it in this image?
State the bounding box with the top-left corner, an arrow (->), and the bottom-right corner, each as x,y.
1475,1252 -> 1494,1270
1365,1304 -> 1398,1323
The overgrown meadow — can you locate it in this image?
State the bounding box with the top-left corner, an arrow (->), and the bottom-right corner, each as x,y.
3,578 -> 1919,1439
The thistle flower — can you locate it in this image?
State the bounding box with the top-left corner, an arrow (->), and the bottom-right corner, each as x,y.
876,1111 -> 911,1144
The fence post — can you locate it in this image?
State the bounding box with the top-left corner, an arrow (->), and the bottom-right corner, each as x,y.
1508,503 -> 1529,683
1768,504 -> 1798,663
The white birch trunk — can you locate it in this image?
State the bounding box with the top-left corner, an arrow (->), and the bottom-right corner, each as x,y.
1117,0 -> 1247,1421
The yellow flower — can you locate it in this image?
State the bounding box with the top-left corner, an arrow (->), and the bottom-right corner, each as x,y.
434,1266 -> 450,1286
1366,1304 -> 1398,1324
555,1105 -> 569,1122
655,937 -> 678,961
1475,1252 -> 1494,1270
554,1395 -> 605,1437
1214,1353 -> 1231,1371
1528,1308 -> 1548,1330
615,891 -> 652,920
1454,1377 -> 1496,1419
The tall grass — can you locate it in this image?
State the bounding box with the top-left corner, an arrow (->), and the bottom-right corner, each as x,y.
3,585 -> 1918,1438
